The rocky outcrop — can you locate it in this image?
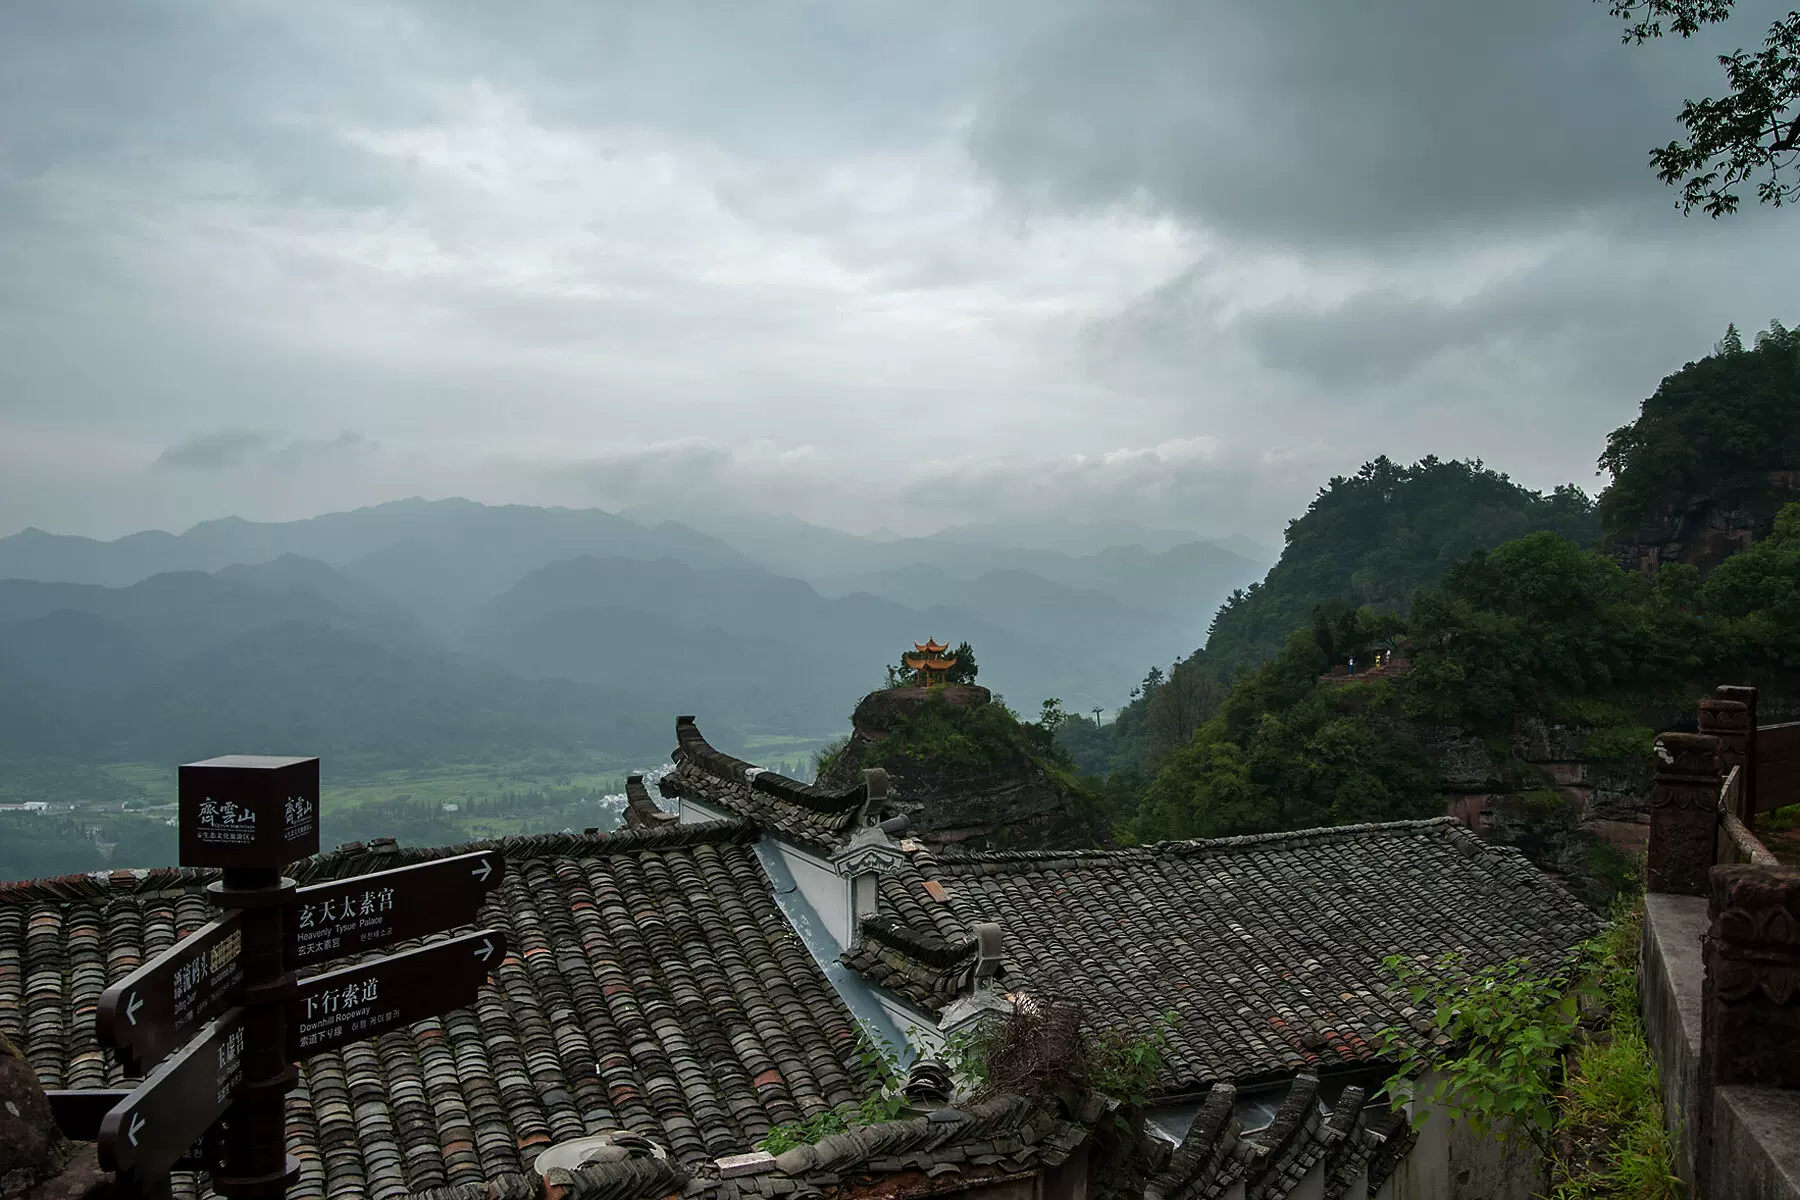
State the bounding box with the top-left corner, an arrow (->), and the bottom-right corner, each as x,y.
1420,716 -> 1655,898
1618,469 -> 1800,575
822,686 -> 1089,850
1,1032 -> 66,1198
848,684 -> 993,734
1,1031 -> 114,1200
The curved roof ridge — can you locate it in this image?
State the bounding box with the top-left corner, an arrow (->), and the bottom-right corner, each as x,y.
673,715 -> 866,814
929,817 -> 1477,873
0,821 -> 763,899
289,818 -> 758,883
0,864 -> 213,906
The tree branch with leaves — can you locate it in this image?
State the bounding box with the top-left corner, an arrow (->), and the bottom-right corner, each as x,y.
1601,0 -> 1800,216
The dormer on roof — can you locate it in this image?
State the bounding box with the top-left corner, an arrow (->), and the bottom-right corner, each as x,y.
832,811 -> 910,929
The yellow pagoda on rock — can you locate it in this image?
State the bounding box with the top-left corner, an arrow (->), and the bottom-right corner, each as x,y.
903,639 -> 958,687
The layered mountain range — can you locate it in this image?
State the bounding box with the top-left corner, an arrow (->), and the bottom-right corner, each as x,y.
0,499 -> 1267,769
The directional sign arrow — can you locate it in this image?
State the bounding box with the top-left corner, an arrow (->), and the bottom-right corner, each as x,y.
98,1008 -> 245,1185
286,850 -> 505,970
97,913 -> 244,1075
287,929 -> 506,1060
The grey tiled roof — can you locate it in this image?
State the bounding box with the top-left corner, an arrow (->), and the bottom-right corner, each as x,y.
0,823 -> 876,1198
658,717 -> 870,850
0,821 -> 1100,1200
844,818 -> 1601,1094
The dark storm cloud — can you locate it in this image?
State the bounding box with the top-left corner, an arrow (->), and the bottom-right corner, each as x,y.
965,0 -> 1773,247
2,0 -> 1796,542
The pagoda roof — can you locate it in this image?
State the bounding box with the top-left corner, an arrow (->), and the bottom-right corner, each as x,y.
913,639 -> 950,654
903,655 -> 958,671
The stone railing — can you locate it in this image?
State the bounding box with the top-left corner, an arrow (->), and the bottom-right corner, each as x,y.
1641,685 -> 1800,1199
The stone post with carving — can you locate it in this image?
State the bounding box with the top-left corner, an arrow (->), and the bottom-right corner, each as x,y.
1646,733 -> 1721,896
1699,694 -> 1752,824
1697,862 -> 1800,1189
1716,684 -> 1759,827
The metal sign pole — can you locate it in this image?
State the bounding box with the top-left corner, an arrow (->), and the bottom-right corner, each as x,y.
209,867 -> 300,1199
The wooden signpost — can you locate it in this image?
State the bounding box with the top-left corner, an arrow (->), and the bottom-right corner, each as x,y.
87,755 -> 508,1200
286,850 -> 503,968
287,930 -> 502,1058
98,914 -> 245,1075
99,1010 -> 247,1184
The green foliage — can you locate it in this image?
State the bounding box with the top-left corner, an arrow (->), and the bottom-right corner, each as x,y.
1085,1014 -> 1175,1115
1404,533 -> 1705,732
945,1005 -> 1174,1125
945,641 -> 979,686
1701,501 -> 1800,668
866,692 -> 1067,774
1204,456 -> 1601,675
756,1091 -> 910,1155
1548,900 -> 1683,1200
1601,1 -> 1800,217
1096,505 -> 1800,850
1374,899 -> 1681,1196
1126,621 -> 1441,842
1597,323 -> 1800,536
0,812 -> 179,880
1375,948 -> 1593,1153
937,1022 -> 991,1089
755,1021 -> 910,1154
1581,726 -> 1657,762
812,735 -> 850,781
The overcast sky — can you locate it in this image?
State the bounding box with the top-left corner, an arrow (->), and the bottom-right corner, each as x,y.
3,1 -> 1796,544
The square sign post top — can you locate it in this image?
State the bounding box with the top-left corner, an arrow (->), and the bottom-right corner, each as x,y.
179,755 -> 320,870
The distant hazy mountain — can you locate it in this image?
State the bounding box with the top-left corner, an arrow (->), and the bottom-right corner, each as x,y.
0,606 -> 656,769
811,540 -> 1264,634
0,498 -> 751,590
468,555 -> 1155,726
814,565 -> 1176,659
927,516 -> 1233,557
0,563 -> 420,660
620,505 -> 1267,628
0,497 -> 1279,768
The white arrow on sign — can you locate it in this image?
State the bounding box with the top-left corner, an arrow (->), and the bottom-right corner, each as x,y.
475,938 -> 496,963
125,993 -> 143,1025
128,1112 -> 145,1147
471,859 -> 493,883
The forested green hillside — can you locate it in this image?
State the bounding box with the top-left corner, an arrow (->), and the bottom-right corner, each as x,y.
1063,325 -> 1800,885
1059,458 -> 1602,778
1206,458 -> 1601,673
1119,513 -> 1800,845
1598,321 -> 1800,539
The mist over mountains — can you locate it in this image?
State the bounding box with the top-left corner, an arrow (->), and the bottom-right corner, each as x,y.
0,498 -> 1267,770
